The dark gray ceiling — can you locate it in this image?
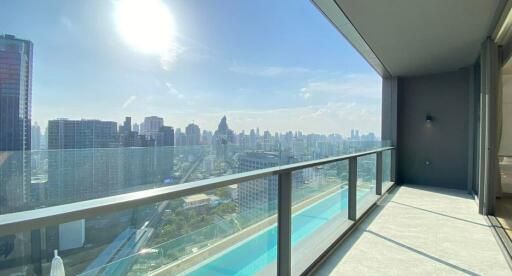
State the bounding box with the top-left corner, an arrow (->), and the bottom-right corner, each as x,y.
330,0 -> 506,77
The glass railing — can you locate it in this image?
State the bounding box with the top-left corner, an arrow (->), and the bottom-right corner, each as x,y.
356,154 -> 377,216
0,142 -> 393,275
291,160 -> 349,275
383,150 -> 393,192
1,141 -> 389,215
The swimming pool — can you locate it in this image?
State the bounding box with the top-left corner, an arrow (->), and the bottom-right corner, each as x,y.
185,187 -> 373,275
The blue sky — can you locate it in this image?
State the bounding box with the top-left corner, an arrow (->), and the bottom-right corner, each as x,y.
1,0 -> 381,136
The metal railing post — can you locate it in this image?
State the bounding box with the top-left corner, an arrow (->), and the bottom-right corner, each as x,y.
348,157 -> 357,221
376,152 -> 383,195
278,172 -> 292,276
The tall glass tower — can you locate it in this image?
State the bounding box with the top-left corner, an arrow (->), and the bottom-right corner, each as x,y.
0,34 -> 33,213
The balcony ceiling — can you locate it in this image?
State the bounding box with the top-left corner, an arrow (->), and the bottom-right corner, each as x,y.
332,0 -> 505,76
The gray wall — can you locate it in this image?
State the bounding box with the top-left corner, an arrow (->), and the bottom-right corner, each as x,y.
397,69 -> 470,189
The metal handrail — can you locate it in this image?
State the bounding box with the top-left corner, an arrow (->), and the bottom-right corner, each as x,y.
0,147 -> 392,236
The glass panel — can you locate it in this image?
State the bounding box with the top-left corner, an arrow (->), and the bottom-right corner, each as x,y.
291,161 -> 349,275
357,154 -> 377,216
0,181 -> 277,275
383,150 -> 393,191
2,143 -> 392,215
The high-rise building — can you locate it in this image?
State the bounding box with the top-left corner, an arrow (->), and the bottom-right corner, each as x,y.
185,123 -> 201,145
132,123 -> 140,133
157,126 -> 174,146
0,34 -> 33,213
47,119 -> 120,203
213,116 -> 235,159
47,119 -> 118,149
175,128 -> 187,146
31,123 -> 41,150
122,117 -> 131,134
201,130 -> 213,145
237,152 -> 302,218
46,119 -> 121,258
119,117 -> 143,147
0,34 -> 32,151
40,126 -> 48,150
155,126 -> 174,184
140,116 -> 163,139
238,152 -> 280,218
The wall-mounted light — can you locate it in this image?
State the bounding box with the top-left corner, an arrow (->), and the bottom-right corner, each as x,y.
425,114 -> 433,123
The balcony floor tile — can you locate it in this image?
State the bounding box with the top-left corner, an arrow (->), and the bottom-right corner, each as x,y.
313,185 -> 511,275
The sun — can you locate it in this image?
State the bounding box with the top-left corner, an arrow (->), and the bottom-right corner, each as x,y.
114,0 -> 175,55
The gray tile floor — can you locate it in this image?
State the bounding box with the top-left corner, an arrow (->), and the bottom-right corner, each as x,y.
313,185 -> 511,275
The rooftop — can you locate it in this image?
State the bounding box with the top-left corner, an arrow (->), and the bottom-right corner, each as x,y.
183,193 -> 210,203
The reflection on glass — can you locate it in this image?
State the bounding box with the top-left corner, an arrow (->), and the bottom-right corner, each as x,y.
0,182 -> 278,275
291,161 -> 349,275
1,141 -> 389,215
357,154 -> 377,215
0,142 -> 390,275
383,150 -> 393,191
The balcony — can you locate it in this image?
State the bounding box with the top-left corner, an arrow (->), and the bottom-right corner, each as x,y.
3,0 -> 512,275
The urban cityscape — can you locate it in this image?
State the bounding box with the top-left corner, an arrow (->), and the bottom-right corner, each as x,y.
0,32 -> 387,275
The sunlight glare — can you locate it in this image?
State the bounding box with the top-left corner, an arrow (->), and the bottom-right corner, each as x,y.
114,0 -> 175,55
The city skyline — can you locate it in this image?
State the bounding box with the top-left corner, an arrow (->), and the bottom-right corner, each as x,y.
30,114 -> 379,150
0,0 -> 381,136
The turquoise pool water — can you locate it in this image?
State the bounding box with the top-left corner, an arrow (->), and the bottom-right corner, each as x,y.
186,187 -> 373,275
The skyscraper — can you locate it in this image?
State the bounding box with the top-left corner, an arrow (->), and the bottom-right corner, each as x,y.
122,116 -> 131,133
140,116 -> 164,139
213,116 -> 235,159
185,123 -> 201,145
31,123 -> 41,150
0,34 -> 39,274
237,152 -> 302,218
175,128 -> 187,146
155,126 -> 174,184
237,152 -> 280,218
157,126 -> 174,146
47,119 -> 120,202
47,119 -> 118,149
0,34 -> 33,213
0,34 -> 32,151
201,130 -> 213,145
133,123 -> 140,133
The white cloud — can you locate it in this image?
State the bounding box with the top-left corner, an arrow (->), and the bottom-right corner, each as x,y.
160,43 -> 186,71
165,82 -> 185,99
122,95 -> 136,109
229,64 -> 317,77
300,74 -> 381,100
60,17 -> 73,31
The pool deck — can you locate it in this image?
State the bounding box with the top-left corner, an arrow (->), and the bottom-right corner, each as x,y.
313,185 -> 511,275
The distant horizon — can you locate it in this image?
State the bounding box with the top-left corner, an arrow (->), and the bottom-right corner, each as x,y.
33,114 -> 379,138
